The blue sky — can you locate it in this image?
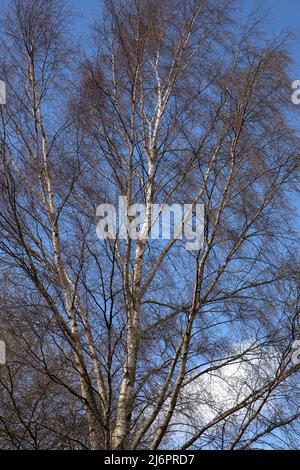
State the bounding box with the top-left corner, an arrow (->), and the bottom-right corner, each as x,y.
72,0 -> 300,224
73,0 -> 300,67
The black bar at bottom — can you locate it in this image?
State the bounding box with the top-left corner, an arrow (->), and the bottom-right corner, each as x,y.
0,449 -> 299,466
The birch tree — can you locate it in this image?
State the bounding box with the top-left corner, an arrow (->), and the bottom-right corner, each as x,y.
0,0 -> 299,450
